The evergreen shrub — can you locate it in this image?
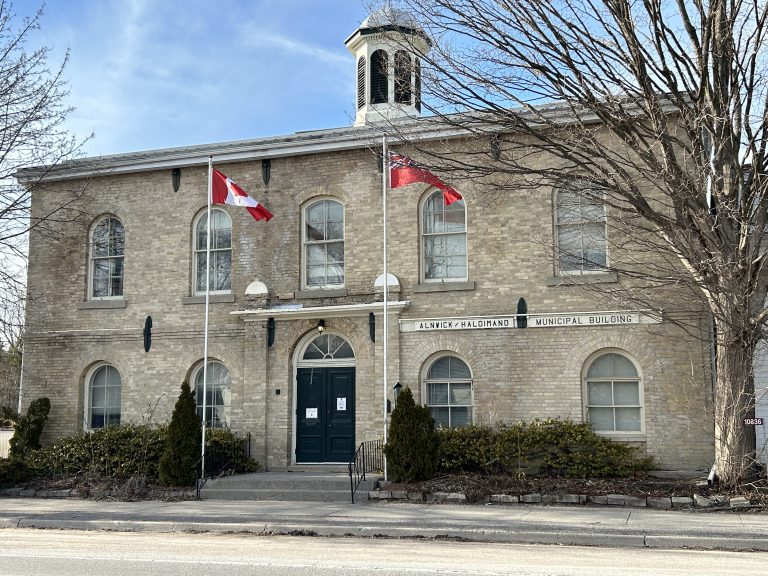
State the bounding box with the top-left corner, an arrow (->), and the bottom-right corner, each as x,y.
26,424 -> 166,481
437,419 -> 654,477
0,458 -> 31,488
158,380 -> 202,487
6,397 -> 50,460
383,387 -> 439,481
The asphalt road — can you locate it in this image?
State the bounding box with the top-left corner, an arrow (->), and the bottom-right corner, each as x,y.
0,529 -> 764,576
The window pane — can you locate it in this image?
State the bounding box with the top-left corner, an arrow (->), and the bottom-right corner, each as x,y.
587,381 -> 612,405
430,407 -> 450,427
91,384 -> 105,407
443,203 -> 465,232
326,263 -> 344,285
557,190 -> 581,223
307,244 -> 326,265
327,242 -> 344,263
449,357 -> 471,379
306,222 -> 325,241
307,265 -> 326,286
445,234 -> 466,256
327,221 -> 343,240
326,201 -> 343,222
450,406 -> 471,427
91,411 -> 105,429
427,382 -> 448,404
450,382 -> 471,405
588,407 -> 614,431
428,357 -> 451,379
615,408 -> 642,431
614,381 -> 640,405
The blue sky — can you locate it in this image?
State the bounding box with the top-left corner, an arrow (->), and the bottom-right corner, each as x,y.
30,0 -> 369,157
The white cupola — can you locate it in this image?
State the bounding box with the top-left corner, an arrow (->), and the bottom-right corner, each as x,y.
345,8 -> 431,127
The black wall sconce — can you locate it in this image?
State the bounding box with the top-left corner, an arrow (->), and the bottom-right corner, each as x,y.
516,297 -> 528,328
171,168 -> 181,192
267,317 -> 275,347
143,316 -> 153,352
369,312 -> 376,342
262,159 -> 271,186
393,382 -> 402,403
317,319 -> 325,333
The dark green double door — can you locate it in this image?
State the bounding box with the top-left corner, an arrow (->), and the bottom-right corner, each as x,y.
296,367 -> 355,463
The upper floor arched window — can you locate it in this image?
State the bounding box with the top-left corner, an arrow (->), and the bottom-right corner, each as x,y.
370,49 -> 388,104
421,191 -> 467,281
194,208 -> 232,294
555,183 -> 607,274
89,216 -> 124,299
303,199 -> 344,288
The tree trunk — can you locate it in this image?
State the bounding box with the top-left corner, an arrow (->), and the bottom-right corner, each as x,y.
713,318 -> 757,487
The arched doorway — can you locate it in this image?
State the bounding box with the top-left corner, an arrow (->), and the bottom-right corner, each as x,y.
295,333 -> 356,463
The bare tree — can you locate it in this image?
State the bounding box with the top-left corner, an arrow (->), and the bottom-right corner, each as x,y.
0,1 -> 90,342
375,0 -> 768,486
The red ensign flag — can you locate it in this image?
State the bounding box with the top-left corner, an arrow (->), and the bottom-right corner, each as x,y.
389,153 -> 462,205
211,168 -> 273,221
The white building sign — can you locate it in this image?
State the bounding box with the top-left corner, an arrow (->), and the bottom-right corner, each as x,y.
400,311 -> 659,333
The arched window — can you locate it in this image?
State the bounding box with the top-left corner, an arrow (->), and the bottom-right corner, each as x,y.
89,216 -> 124,299
424,355 -> 472,427
422,191 -> 467,281
303,199 -> 344,288
302,334 -> 355,361
394,50 -> 412,104
194,208 -> 232,294
357,56 -> 366,109
585,352 -> 643,432
86,364 -> 121,429
370,49 -> 388,104
193,360 -> 231,428
555,184 -> 606,274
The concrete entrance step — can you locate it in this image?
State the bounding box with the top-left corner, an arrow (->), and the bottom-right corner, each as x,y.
200,471 -> 380,503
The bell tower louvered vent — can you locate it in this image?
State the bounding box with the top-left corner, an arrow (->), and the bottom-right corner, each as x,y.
345,9 -> 431,126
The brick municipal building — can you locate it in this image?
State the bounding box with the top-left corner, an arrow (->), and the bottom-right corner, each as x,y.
18,10 -> 738,472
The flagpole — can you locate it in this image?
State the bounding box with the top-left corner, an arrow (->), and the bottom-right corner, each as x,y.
382,135 -> 389,482
201,156 -> 212,483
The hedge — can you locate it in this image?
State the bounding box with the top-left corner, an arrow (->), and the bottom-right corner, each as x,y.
437,419 -> 654,477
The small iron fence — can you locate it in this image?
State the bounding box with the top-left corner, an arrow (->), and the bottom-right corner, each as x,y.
348,439 -> 383,503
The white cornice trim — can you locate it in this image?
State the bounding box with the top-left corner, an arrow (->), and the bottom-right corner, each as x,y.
231,301 -> 410,322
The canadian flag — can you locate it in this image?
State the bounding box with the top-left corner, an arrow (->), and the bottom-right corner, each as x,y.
211,168 -> 273,221
389,153 -> 463,205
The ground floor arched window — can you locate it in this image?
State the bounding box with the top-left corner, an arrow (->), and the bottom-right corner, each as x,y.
423,355 -> 473,427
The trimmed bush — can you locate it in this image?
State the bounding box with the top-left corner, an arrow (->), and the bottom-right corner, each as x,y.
437,419 -> 654,477
26,424 -> 167,481
158,380 -> 202,487
384,387 -> 439,481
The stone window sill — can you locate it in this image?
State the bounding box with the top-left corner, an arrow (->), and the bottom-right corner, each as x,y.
413,281 -> 475,293
546,272 -> 618,286
182,294 -> 235,305
296,288 -> 348,299
78,299 -> 127,310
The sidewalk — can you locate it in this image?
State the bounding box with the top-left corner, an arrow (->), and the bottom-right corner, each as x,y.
1,497 -> 767,551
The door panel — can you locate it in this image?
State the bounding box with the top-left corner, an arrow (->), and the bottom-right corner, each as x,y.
296,366 -> 355,463
296,368 -> 325,462
326,367 -> 355,462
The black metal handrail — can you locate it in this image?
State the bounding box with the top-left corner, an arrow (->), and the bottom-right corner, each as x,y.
348,439 -> 383,503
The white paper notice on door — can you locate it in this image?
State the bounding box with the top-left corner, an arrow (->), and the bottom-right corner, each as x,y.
306,408 -> 318,419
337,397 -> 347,411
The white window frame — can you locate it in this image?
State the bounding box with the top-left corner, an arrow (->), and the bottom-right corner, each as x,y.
193,208 -> 232,295
420,190 -> 468,283
583,350 -> 644,435
83,363 -> 122,431
422,354 -> 474,428
302,198 -> 345,290
554,183 -> 607,275
88,216 -> 125,300
192,360 -> 232,429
